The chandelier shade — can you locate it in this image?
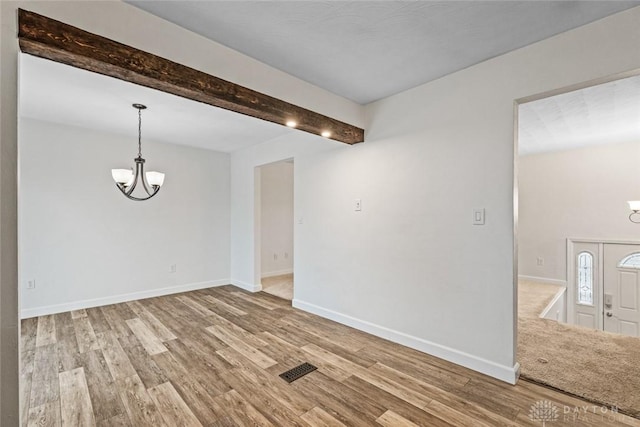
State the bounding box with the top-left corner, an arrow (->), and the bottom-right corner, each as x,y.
111,104 -> 165,201
146,171 -> 165,187
629,201 -> 640,211
111,169 -> 133,185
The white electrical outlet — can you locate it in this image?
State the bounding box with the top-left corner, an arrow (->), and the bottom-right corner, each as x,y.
26,280 -> 36,289
537,257 -> 544,266
170,264 -> 177,273
274,253 -> 278,260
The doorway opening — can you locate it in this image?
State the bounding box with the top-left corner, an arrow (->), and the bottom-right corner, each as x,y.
515,70 -> 640,417
256,159 -> 294,301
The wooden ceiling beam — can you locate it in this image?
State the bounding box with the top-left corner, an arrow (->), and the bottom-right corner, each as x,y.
17,9 -> 364,145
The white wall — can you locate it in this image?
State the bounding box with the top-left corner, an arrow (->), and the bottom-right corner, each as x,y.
519,140 -> 640,282
260,161 -> 294,277
231,7 -> 640,383
231,133 -> 338,291
19,119 -> 230,317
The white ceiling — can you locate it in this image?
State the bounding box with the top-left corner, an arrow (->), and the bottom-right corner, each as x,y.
19,54 -> 293,153
127,1 -> 639,104
20,3 -> 640,154
519,74 -> 640,156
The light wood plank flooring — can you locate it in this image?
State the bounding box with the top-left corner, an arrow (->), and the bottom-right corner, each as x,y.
261,273 -> 294,300
21,285 -> 640,426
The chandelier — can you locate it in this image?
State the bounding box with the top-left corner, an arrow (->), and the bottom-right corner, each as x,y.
111,104 -> 165,201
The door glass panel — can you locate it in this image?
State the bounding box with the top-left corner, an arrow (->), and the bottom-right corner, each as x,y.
618,253 -> 640,269
577,251 -> 593,305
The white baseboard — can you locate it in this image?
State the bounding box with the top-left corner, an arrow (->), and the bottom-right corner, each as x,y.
292,299 -> 520,385
261,268 -> 293,279
231,279 -> 262,292
20,279 -> 230,319
518,274 -> 567,287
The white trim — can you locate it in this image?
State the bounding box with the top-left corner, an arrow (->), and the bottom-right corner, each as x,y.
598,243 -> 604,330
20,279 -> 230,319
568,238 -> 640,245
539,287 -> 566,319
231,279 -> 262,293
567,239 -> 575,324
261,268 -> 293,279
518,274 -> 567,287
292,299 -> 521,385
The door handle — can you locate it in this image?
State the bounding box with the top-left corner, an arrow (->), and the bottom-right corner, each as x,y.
606,312 -> 613,317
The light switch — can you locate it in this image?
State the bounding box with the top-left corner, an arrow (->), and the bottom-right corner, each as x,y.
355,199 -> 362,212
473,208 -> 485,225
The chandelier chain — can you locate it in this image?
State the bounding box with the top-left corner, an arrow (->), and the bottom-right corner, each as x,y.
138,107 -> 142,158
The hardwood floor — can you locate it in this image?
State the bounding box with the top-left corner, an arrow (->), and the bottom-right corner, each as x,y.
20,285 -> 640,426
261,274 -> 294,300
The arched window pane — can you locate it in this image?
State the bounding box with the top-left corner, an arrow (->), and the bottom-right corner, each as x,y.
618,253 -> 640,269
577,252 -> 593,305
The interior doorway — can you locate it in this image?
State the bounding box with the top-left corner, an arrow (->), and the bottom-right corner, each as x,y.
256,159 -> 294,301
515,70 -> 640,417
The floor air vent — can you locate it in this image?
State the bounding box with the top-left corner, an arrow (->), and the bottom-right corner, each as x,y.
279,362 -> 317,383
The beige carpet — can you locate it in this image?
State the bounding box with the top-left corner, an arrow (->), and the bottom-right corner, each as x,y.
518,280 -> 640,418
261,273 -> 293,300
518,280 -> 561,318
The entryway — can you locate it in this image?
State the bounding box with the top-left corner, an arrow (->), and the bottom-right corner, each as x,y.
256,159 -> 294,301
516,70 -> 640,418
569,240 -> 640,338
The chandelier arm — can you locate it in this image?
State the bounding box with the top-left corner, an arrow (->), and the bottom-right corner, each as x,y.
115,183 -> 127,195
133,191 -> 159,201
117,186 -> 160,201
124,161 -> 141,196
138,160 -> 154,196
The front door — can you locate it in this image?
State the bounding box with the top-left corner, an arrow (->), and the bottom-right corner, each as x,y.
603,244 -> 640,337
